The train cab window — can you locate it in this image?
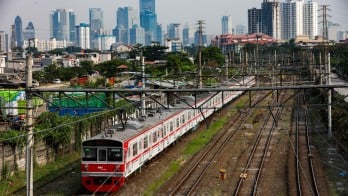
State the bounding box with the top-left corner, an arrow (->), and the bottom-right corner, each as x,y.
82,147 -> 97,161
108,148 -> 122,162
98,149 -> 107,161
132,143 -> 138,156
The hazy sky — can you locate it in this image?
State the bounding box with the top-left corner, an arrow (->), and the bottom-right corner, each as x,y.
0,0 -> 347,39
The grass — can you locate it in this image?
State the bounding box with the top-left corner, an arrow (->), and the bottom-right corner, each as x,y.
0,152 -> 80,195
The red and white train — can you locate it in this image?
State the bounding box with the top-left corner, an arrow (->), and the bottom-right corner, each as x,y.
80,76 -> 255,193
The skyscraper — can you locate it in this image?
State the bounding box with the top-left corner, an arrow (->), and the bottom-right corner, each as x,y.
129,24 -> 145,45
167,23 -> 181,40
115,6 -> 139,44
222,15 -> 233,34
235,25 -> 247,35
261,0 -> 281,39
248,8 -> 262,34
75,23 -> 90,49
139,0 -> 158,45
23,22 -> 35,41
281,0 -> 318,40
89,8 -> 104,41
14,16 -> 23,47
304,0 -> 318,39
0,31 -> 9,53
50,9 -> 76,42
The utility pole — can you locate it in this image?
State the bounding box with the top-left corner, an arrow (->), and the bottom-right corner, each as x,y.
25,53 -> 33,196
197,20 -> 204,89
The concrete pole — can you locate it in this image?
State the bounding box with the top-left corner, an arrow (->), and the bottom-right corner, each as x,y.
328,53 -> 332,136
141,51 -> 146,117
25,54 -> 33,196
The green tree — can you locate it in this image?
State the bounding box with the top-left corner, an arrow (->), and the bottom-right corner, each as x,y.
201,46 -> 225,67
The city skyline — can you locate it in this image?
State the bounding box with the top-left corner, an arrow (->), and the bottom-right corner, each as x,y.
0,0 -> 347,40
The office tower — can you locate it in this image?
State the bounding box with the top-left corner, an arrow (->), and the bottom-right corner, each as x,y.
328,23 -> 341,41
222,15 -> 233,34
50,9 -> 76,42
139,0 -> 158,45
156,24 -> 163,45
261,0 -> 281,39
93,35 -> 116,51
248,8 -> 262,34
304,0 -> 318,39
14,16 -> 23,47
182,24 -> 192,46
129,24 -> 145,45
10,25 -> 16,49
194,30 -> 207,46
235,25 -> 247,35
115,6 -> 139,44
167,23 -> 180,40
0,31 -> 9,53
89,8 -> 104,42
75,23 -> 90,49
23,22 -> 35,41
117,7 -> 139,30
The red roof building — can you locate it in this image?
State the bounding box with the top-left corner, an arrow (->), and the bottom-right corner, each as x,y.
211,33 -> 276,54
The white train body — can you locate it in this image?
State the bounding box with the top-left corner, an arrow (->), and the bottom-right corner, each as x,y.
81,76 -> 255,193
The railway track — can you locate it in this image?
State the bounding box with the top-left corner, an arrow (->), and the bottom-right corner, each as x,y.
293,91 -> 320,196
233,90 -> 286,196
166,92 -> 272,195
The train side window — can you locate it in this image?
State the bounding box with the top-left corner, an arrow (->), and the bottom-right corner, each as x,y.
176,118 -> 179,127
188,111 -> 191,119
170,122 -> 173,132
82,147 -> 97,161
133,143 -> 138,156
98,149 -> 107,162
144,136 -> 148,149
153,132 -> 157,143
181,114 -> 185,124
108,148 -> 122,162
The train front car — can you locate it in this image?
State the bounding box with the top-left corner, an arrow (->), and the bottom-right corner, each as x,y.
81,137 -> 126,193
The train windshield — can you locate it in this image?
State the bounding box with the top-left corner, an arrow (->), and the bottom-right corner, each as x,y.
82,139 -> 123,162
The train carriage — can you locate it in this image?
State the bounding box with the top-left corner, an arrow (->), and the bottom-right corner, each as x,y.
81,76 -> 255,193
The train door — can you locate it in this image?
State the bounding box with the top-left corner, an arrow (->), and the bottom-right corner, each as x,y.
98,148 -> 107,162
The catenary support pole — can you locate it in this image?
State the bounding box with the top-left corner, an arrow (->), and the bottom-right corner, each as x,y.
327,53 -> 332,136
25,54 -> 33,196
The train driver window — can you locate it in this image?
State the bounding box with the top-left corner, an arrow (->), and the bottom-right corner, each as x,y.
82,147 -> 97,161
98,149 -> 107,161
108,148 -> 122,162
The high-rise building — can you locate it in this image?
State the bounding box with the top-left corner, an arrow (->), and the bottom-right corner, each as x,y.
248,8 -> 262,34
281,0 -> 318,40
139,0 -> 158,45
129,24 -> 145,45
182,24 -> 193,46
50,9 -> 76,42
115,6 -> 139,44
117,7 -> 139,30
14,16 -> 23,47
23,22 -> 35,41
156,24 -> 163,45
75,23 -> 90,49
0,31 -> 9,53
304,0 -> 318,39
167,23 -> 181,40
222,15 -> 233,34
261,0 -> 281,39
89,8 -> 104,42
235,25 -> 247,35
93,35 -> 116,51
